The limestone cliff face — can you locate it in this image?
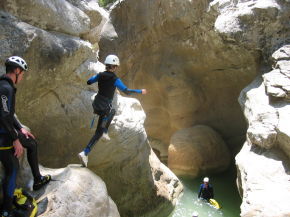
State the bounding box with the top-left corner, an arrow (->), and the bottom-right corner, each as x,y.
0,1 -> 183,216
99,0 -> 290,216
237,45 -> 290,217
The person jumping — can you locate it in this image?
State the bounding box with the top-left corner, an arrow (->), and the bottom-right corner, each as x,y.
78,54 -> 147,167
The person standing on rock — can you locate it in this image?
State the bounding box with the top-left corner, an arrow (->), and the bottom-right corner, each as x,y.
0,56 -> 51,217
78,54 -> 147,167
198,177 -> 214,201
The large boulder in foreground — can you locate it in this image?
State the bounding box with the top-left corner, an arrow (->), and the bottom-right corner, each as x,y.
168,125 -> 231,177
237,45 -> 290,217
0,156 -> 120,217
38,165 -> 120,217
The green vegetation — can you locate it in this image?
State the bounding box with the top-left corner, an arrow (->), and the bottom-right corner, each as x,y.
99,0 -> 118,7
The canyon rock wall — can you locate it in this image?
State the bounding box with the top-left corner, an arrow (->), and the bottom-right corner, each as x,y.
0,1 -> 183,216
99,0 -> 261,159
237,45 -> 290,217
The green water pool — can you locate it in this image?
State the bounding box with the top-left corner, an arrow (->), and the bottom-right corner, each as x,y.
168,168 -> 241,217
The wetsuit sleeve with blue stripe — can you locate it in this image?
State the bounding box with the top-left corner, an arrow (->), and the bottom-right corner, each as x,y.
114,78 -> 142,95
0,85 -> 18,140
87,74 -> 100,85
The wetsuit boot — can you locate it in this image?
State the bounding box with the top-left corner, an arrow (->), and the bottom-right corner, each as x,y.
33,175 -> 51,191
78,151 -> 88,167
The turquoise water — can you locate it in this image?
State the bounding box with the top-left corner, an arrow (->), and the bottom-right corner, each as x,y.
168,168 -> 241,217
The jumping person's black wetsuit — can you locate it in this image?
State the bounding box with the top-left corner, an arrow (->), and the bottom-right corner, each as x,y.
0,75 -> 42,212
83,71 -> 142,155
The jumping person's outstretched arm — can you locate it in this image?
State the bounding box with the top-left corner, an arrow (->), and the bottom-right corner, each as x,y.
114,78 -> 146,95
87,74 -> 100,85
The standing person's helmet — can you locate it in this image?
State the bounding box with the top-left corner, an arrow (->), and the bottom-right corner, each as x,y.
5,56 -> 28,71
104,54 -> 120,66
203,177 -> 209,182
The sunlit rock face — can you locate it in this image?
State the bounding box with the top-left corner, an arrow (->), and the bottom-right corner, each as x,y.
88,94 -> 183,217
0,0 -> 108,44
0,0 -> 90,36
38,166 -> 120,217
0,154 -> 120,217
236,45 -> 290,217
168,125 -> 231,178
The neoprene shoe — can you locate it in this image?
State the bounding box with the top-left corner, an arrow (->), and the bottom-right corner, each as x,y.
33,175 -> 51,191
101,132 -> 111,141
78,151 -> 88,167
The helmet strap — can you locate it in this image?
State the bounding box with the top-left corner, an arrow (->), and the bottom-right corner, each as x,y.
15,73 -> 19,84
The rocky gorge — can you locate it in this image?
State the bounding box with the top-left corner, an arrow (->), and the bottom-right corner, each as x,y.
0,0 -> 289,216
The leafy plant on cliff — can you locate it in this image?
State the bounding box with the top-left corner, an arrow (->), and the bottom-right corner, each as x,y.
99,0 -> 118,7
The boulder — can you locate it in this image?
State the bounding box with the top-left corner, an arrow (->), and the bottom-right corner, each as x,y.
0,153 -> 120,217
37,165 -> 120,217
168,125 -> 231,177
88,94 -> 183,217
66,0 -> 109,43
237,45 -> 290,216
0,0 -> 90,36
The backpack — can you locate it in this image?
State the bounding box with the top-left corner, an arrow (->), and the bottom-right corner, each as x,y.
92,94 -> 112,115
13,188 -> 38,217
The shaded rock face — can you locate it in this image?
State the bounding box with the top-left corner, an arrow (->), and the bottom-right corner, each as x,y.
99,0 -> 262,157
237,45 -> 290,217
168,125 -> 231,178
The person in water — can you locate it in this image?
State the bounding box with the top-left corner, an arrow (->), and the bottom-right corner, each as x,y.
78,54 -> 147,167
198,177 -> 214,201
0,56 -> 51,217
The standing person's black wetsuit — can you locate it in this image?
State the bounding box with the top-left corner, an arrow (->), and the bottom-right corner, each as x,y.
0,56 -> 51,217
78,54 -> 147,167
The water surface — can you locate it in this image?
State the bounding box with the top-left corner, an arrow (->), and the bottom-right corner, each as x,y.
168,168 -> 241,217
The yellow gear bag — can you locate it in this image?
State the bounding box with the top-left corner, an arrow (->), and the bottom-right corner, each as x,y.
13,188 -> 38,217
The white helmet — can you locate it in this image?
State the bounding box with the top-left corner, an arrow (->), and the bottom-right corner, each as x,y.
104,54 -> 120,66
5,56 -> 28,71
203,177 -> 209,182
